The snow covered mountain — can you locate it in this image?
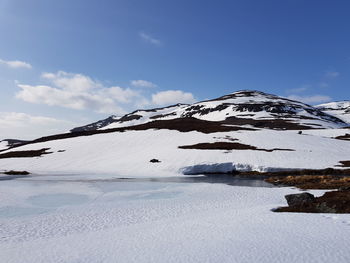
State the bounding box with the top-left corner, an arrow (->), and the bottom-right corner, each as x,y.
1,90 -> 350,176
71,90 -> 347,132
316,101 -> 350,124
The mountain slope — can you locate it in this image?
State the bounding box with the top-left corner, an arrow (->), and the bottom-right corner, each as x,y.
72,90 -> 347,132
71,104 -> 188,132
0,139 -> 28,151
1,128 -> 350,176
316,101 -> 350,124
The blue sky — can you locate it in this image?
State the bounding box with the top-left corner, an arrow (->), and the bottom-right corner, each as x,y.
0,0 -> 349,139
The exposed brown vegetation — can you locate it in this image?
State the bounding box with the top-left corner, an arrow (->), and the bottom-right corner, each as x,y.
0,148 -> 52,159
235,167 -> 350,177
0,118 -> 257,152
264,172 -> 350,214
223,116 -> 315,130
178,142 -> 294,152
337,161 -> 350,167
130,117 -> 255,133
334,133 -> 350,141
275,190 -> 350,213
265,175 -> 350,190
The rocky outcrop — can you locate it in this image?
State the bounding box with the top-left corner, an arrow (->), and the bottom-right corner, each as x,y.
285,193 -> 315,207
276,190 -> 350,213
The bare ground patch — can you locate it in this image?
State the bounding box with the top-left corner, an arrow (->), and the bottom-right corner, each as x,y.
235,168 -> 350,177
337,161 -> 350,167
265,175 -> 350,190
334,134 -> 350,141
178,142 -> 294,152
0,148 -> 52,159
266,174 -> 350,214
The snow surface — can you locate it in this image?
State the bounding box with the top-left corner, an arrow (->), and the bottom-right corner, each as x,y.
317,101 -> 350,110
1,175 -> 350,263
0,141 -> 9,151
321,110 -> 350,123
316,101 -> 350,124
1,128 -> 350,176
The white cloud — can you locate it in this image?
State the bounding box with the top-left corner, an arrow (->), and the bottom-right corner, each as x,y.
106,86 -> 140,103
0,58 -> 32,69
287,94 -> 332,104
139,32 -> 162,46
0,112 -> 68,127
16,71 -> 143,114
287,86 -> 309,94
325,71 -> 339,78
152,90 -> 196,106
135,98 -> 151,108
41,71 -> 101,91
16,84 -> 127,114
131,80 -> 157,88
15,71 -> 198,115
0,112 -> 72,140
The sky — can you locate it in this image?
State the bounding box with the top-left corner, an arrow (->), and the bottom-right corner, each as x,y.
0,0 -> 350,139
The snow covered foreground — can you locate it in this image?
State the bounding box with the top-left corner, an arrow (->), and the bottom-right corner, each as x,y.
1,128 -> 350,176
1,175 -> 350,263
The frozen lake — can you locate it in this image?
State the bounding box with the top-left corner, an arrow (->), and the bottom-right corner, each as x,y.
0,173 -> 271,218
1,173 -> 350,263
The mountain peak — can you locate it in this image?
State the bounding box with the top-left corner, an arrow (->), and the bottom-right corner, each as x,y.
71,90 -> 348,133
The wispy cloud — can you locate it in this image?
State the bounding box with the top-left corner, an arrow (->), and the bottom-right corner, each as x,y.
287,85 -> 310,94
287,94 -> 332,104
0,58 -> 32,69
0,112 -> 72,139
152,90 -> 195,106
325,71 -> 339,78
131,79 -> 157,88
139,32 -> 162,46
0,112 -> 69,127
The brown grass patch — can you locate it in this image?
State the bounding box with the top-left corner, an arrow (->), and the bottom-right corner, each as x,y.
179,142 -> 294,152
236,168 -> 350,177
334,134 -> 350,141
265,175 -> 350,190
130,118 -> 255,133
223,116 -> 316,130
337,161 -> 350,167
0,148 -> 52,159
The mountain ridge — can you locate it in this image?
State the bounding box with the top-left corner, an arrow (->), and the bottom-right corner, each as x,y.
316,101 -> 350,123
72,90 -> 348,132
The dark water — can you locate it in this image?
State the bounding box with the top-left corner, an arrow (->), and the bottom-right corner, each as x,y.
109,174 -> 273,188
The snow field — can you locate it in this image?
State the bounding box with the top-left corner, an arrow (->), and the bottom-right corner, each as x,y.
1,128 -> 350,176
